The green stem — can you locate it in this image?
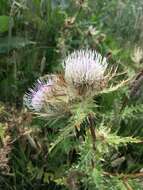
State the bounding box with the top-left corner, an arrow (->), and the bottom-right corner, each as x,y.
88,113 -> 96,151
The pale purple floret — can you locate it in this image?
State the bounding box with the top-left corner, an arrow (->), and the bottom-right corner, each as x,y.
23,79 -> 53,111
63,49 -> 108,87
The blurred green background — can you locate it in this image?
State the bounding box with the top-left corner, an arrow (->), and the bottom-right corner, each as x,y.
0,0 -> 143,189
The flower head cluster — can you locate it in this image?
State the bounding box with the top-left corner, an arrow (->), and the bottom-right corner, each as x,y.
24,49 -> 108,113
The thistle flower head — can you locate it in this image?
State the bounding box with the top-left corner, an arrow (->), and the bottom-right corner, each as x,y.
23,75 -> 68,113
63,49 -> 108,95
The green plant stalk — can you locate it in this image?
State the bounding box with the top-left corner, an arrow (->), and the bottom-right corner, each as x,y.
88,113 -> 96,151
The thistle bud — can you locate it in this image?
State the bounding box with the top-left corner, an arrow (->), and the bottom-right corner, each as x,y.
23,75 -> 68,113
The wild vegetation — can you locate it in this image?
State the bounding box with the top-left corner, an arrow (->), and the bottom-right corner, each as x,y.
0,0 -> 143,189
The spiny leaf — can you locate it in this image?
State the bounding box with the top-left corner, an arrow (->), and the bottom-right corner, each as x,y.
121,104 -> 143,119
98,79 -> 130,95
48,124 -> 73,153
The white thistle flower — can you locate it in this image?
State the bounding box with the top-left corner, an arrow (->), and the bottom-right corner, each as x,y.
23,75 -> 68,112
63,49 -> 108,95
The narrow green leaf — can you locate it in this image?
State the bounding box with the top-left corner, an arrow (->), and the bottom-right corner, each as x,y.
0,15 -> 10,32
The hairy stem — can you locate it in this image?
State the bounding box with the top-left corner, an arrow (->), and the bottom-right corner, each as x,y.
122,178 -> 133,190
88,113 -> 96,151
103,171 -> 143,179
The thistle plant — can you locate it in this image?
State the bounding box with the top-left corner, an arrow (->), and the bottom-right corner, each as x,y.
24,49 -> 143,189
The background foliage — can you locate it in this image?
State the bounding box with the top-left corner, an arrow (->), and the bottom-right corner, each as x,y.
0,0 -> 143,189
